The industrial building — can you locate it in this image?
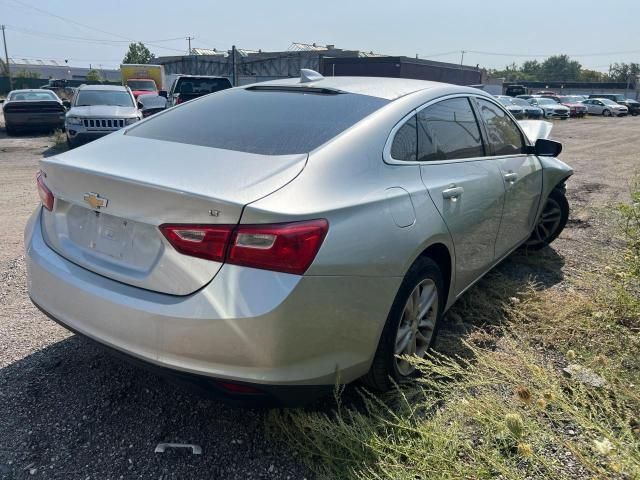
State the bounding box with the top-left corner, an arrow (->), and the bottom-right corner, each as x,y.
156,42 -> 485,86
2,58 -> 120,82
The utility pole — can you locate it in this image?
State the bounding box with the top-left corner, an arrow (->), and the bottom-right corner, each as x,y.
459,50 -> 466,69
186,36 -> 194,55
231,44 -> 237,86
1,25 -> 11,90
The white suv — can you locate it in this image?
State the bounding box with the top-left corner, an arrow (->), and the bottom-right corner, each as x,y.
65,85 -> 141,148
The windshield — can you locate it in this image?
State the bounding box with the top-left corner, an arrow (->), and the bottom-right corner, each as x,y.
176,77 -> 232,95
75,90 -> 134,107
536,98 -> 558,105
126,80 -> 157,91
511,98 -> 531,107
127,87 -> 389,155
9,91 -> 57,101
600,99 -> 618,106
496,97 -> 513,106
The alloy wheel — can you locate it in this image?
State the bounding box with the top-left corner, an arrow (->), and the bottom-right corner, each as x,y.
394,278 -> 439,376
528,197 -> 563,246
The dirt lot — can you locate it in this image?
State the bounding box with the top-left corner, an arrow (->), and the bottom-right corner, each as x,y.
0,114 -> 638,479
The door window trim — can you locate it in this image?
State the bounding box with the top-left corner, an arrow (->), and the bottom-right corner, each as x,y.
383,93 -> 532,166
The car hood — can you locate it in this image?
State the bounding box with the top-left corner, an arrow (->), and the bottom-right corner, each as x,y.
562,102 -> 585,107
67,105 -> 138,117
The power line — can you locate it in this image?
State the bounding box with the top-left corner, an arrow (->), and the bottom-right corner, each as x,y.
466,49 -> 640,58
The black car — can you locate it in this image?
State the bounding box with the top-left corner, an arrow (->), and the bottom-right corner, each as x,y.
588,93 -> 640,116
137,93 -> 168,118
3,89 -> 68,135
166,75 -> 232,107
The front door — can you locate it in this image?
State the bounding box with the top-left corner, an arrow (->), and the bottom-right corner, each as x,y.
473,98 -> 543,257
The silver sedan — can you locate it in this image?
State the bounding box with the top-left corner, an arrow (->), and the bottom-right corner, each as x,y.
582,98 -> 628,117
25,72 -> 572,405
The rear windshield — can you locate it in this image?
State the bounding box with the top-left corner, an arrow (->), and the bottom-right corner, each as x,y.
127,88 -> 389,155
127,80 -> 157,91
9,91 -> 57,101
175,77 -> 232,95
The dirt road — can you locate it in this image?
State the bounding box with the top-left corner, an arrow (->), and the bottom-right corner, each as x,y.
0,115 -> 638,479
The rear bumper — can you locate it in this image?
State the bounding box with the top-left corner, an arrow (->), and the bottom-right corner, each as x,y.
5,112 -> 65,129
25,208 -> 398,394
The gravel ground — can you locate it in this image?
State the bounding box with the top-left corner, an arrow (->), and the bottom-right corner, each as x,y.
0,114 -> 639,479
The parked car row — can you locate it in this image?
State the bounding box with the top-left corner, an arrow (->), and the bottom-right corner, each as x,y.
2,75 -> 233,144
503,90 -> 638,118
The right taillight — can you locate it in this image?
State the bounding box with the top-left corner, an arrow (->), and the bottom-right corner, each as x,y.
228,220 -> 328,275
159,219 -> 328,275
36,171 -> 54,211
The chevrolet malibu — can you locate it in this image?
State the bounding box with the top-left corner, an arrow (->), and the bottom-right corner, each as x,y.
25,72 -> 572,405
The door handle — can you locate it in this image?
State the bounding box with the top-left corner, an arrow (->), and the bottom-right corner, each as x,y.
442,185 -> 464,200
504,172 -> 518,183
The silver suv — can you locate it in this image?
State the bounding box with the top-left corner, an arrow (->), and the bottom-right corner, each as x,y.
65,85 -> 141,148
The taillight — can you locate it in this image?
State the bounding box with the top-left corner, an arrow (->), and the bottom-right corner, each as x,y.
36,171 -> 54,211
228,220 -> 328,275
159,225 -> 233,262
159,219 -> 328,275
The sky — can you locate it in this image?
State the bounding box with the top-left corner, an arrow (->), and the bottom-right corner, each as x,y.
2,0 -> 640,72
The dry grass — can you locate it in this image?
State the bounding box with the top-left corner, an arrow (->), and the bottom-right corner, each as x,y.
269,187 -> 640,479
50,129 -> 67,151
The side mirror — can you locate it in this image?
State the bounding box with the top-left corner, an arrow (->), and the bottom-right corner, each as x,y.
137,102 -> 144,110
158,90 -> 168,98
62,100 -> 71,109
531,138 -> 562,157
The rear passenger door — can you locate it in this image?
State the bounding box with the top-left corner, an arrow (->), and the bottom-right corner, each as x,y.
414,97 -> 506,295
473,98 -> 543,257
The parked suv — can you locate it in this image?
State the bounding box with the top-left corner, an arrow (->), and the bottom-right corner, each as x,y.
167,75 -> 232,107
65,85 -> 141,148
588,93 -> 640,116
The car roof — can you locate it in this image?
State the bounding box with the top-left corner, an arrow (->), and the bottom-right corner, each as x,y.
77,84 -> 129,91
246,76 -> 474,101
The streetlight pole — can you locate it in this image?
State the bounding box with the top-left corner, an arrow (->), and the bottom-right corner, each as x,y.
1,25 -> 11,90
186,36 -> 194,55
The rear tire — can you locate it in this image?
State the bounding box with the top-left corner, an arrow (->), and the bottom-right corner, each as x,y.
361,257 -> 444,392
525,189 -> 569,250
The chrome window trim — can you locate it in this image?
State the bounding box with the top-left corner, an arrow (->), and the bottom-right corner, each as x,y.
383,93 -> 531,166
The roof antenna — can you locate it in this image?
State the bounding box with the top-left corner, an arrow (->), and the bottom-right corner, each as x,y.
300,69 -> 324,83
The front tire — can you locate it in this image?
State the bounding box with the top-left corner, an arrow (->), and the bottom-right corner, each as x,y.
603,109 -> 612,117
361,257 -> 444,392
525,189 -> 569,250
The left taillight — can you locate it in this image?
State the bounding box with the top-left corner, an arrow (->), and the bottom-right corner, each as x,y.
36,171 -> 54,211
159,219 -> 329,275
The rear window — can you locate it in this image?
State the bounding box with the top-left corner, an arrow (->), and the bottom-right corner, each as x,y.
175,77 -> 232,95
127,88 -> 389,155
127,80 -> 157,91
9,91 -> 57,101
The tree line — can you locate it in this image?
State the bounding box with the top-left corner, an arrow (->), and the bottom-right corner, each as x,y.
489,54 -> 640,83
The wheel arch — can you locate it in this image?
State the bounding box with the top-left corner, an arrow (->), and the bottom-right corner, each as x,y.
414,242 -> 453,310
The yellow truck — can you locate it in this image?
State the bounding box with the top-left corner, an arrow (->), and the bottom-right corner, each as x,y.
120,64 -> 165,98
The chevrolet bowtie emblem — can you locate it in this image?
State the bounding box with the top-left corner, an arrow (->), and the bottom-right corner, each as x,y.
83,192 -> 108,209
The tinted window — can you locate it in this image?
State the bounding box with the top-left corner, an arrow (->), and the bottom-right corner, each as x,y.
476,99 -> 525,156
390,115 -> 417,161
10,91 -> 57,101
128,88 -> 389,155
417,98 -> 484,161
176,77 -> 232,94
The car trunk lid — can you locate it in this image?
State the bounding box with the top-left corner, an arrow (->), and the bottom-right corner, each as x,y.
39,133 -> 307,295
